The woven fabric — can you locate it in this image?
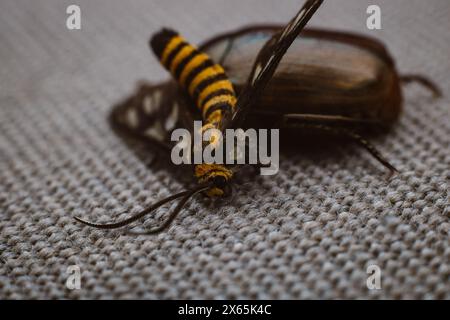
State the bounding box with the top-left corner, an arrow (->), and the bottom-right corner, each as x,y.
0,0 -> 448,299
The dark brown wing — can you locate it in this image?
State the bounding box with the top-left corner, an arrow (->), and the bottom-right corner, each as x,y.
110,81 -> 196,150
230,0 -> 324,128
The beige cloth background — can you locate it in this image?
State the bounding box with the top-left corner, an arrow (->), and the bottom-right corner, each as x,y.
0,0 -> 449,299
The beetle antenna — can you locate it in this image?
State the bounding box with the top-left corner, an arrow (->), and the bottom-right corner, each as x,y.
74,184 -> 210,231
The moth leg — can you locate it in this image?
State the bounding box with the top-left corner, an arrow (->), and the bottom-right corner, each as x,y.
109,81 -> 176,155
401,74 -> 442,98
281,120 -> 398,174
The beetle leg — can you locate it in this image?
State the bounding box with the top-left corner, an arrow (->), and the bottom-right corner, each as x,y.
401,74 -> 442,98
281,114 -> 383,125
281,121 -> 398,174
218,38 -> 236,66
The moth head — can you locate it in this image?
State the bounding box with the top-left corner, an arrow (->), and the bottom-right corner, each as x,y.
205,175 -> 232,198
194,164 -> 233,197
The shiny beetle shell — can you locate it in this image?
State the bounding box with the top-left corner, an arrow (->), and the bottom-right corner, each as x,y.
199,26 -> 403,124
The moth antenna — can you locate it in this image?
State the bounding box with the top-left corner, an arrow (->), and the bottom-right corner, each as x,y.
74,185 -> 209,230
127,185 -> 210,235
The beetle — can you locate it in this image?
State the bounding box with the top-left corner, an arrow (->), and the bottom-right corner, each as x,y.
75,0 -> 440,234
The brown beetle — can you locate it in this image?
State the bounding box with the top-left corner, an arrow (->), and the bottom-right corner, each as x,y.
75,0 -> 440,234
200,25 -> 440,126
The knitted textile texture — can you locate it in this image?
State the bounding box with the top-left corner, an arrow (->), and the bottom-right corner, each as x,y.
0,0 -> 449,299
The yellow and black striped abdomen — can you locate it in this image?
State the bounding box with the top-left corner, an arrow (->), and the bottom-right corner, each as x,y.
150,29 -> 236,127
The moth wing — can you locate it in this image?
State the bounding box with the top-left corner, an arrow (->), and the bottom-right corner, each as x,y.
110,81 -> 195,150
230,0 -> 323,127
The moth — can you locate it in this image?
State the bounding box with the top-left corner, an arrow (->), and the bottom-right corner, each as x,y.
75,0 -> 440,234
